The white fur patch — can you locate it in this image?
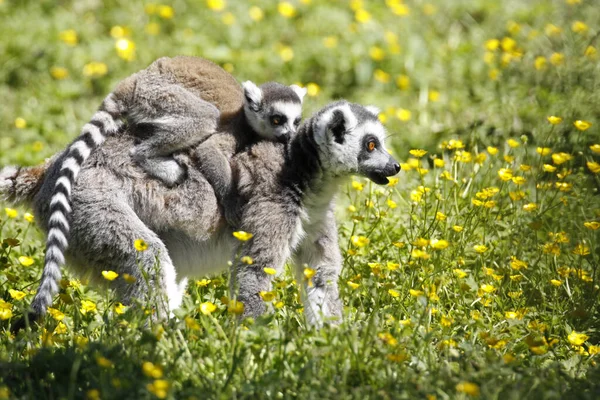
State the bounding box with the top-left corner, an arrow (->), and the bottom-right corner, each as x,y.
60,157 -> 81,176
272,101 -> 302,130
50,193 -> 71,212
49,210 -> 69,229
242,81 -> 263,106
365,105 -> 381,117
83,123 -> 105,145
69,140 -> 92,161
45,240 -> 66,263
289,85 -> 307,103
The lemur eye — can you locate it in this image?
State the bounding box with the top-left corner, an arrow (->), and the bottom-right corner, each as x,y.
270,115 -> 284,126
294,117 -> 301,126
367,140 -> 376,152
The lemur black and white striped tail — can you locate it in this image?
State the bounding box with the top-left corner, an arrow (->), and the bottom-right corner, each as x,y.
30,94 -> 124,316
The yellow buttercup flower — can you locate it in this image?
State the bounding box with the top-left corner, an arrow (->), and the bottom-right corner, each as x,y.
346,281 -> 360,290
80,300 -> 97,315
507,138 -> 520,148
142,361 -> 163,378
456,382 -> 480,396
568,331 -> 589,346
551,152 -> 572,165
227,300 -> 244,314
550,279 -> 562,287
83,62 -> 108,78
8,289 -> 26,300
497,168 -> 513,181
409,149 -> 427,158
572,243 -> 590,256
199,302 -> 217,315
583,222 -> 600,230
452,225 -> 463,232
547,116 -> 562,125
487,146 -> 498,155
249,6 -> 264,21
18,256 -> 34,267
411,249 -> 430,260
115,38 -> 135,61
24,212 -> 35,222
263,267 -> 276,275
473,244 -> 488,254
453,269 -> 468,278
278,2 -> 296,18
102,270 -> 119,281
572,21 -> 588,34
54,322 -> 68,334
396,108 -> 411,122
396,75 -> 410,90
5,208 -> 18,218
206,0 -> 225,11
355,8 -> 371,23
574,120 -> 592,131
587,161 -> 600,173
59,29 -> 78,46
590,144 -> 600,154
351,235 -> 370,247
543,164 -> 556,172
550,52 -> 564,66
114,302 -> 126,315
351,181 -> 364,191
523,203 -> 538,212
534,56 -> 547,70
134,239 -> 148,251
240,256 -> 253,265
96,356 -> 113,368
430,239 -> 449,250
47,307 -> 65,321
388,289 -> 400,298
232,231 -> 253,241
303,267 -> 316,279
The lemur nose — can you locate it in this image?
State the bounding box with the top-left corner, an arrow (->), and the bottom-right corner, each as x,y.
394,163 -> 401,173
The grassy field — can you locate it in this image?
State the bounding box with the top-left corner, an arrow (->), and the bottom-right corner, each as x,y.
1,0 -> 600,398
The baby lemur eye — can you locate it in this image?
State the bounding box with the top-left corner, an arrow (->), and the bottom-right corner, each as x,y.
294,117 -> 301,126
270,115 -> 286,126
367,140 -> 376,152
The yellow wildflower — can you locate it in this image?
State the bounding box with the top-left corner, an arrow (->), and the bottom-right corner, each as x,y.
585,46 -> 597,59
453,269 -> 468,278
54,322 -> 67,334
574,120 -> 592,131
115,38 -> 135,61
511,176 -> 526,185
80,300 -> 96,315
534,56 -> 547,70
351,181 -> 364,191
50,66 -> 69,80
586,162 -> 600,174
411,249 -> 430,260
102,270 -> 119,281
47,307 -> 65,321
433,158 -> 445,168
452,225 -> 463,232
206,0 -> 225,11
584,222 -> 600,230
351,235 -> 370,247
550,52 -> 564,66
142,361 -> 163,378
240,256 -> 253,265
550,279 -> 562,287
263,267 -> 276,275
5,208 -> 18,218
409,149 -> 427,158
227,300 -> 244,315
480,284 -> 496,294
509,191 -> 526,201
157,5 -> 174,19
547,116 -> 562,125
346,281 -> 360,290
523,203 -> 538,212
278,2 -> 296,18
396,108 -> 411,121
232,231 -> 253,241
485,39 -> 499,51
24,212 -> 35,222
487,146 -> 498,155
430,239 -> 449,250
396,75 -> 410,90
474,244 -> 488,254
590,144 -> 600,154
18,256 -> 34,267
122,273 -> 136,284
572,243 -> 590,256
96,356 -> 113,368
572,21 -> 588,33
83,62 -> 108,78
510,256 -> 528,270
456,381 -> 480,397
507,138 -> 520,148
8,289 -> 26,300
552,152 -> 572,165
497,168 -> 513,181
134,239 -> 148,251
305,83 -> 320,97
114,302 -> 126,315
568,331 -> 589,346
249,6 -> 264,22
59,29 -> 78,46
200,302 -> 217,315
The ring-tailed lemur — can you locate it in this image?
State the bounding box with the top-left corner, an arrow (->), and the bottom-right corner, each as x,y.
36,55 -> 305,318
2,101 -> 399,327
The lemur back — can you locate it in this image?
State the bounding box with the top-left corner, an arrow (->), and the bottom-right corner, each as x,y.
35,55 -> 305,317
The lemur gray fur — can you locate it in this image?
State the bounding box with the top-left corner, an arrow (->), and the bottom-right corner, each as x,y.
31,55 -> 305,318
1,101 -> 399,327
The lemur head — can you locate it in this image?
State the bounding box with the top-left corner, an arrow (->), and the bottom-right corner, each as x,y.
242,81 -> 307,143
311,101 -> 400,184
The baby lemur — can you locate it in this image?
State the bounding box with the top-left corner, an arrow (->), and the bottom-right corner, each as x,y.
23,56 -> 305,317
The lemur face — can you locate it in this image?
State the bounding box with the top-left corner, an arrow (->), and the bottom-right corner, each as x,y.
314,102 -> 400,184
243,81 -> 306,143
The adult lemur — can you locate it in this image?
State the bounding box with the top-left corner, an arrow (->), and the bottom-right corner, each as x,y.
23,56 -> 304,317
2,101 -> 400,326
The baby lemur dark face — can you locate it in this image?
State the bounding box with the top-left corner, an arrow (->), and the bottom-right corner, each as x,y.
243,81 -> 306,143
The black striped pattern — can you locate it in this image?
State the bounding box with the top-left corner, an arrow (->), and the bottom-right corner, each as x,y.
30,95 -> 122,316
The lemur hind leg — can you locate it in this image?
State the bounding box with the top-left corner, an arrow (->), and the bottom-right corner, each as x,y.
129,81 -> 221,186
68,186 -> 182,318
293,208 -> 343,327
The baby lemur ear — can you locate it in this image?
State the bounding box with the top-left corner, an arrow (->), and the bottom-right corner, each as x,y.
242,81 -> 263,112
326,104 -> 358,144
290,85 -> 307,104
365,105 -> 381,117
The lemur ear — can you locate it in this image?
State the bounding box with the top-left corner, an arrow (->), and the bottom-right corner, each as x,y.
290,85 -> 307,104
324,104 -> 357,144
365,105 -> 381,117
242,81 -> 263,111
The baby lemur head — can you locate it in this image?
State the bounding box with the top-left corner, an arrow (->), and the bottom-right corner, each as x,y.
242,81 -> 307,143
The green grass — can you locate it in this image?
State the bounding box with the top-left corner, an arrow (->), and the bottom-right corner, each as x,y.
2,0 -> 600,398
